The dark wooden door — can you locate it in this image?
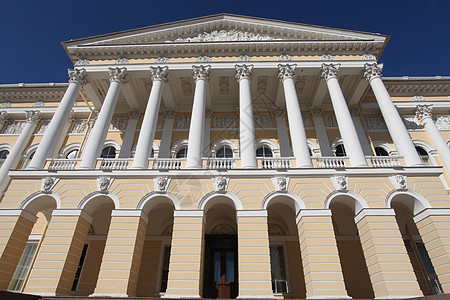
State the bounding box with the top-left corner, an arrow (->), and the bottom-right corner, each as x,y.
209,249 -> 237,298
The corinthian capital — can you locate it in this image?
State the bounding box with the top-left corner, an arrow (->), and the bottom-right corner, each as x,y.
150,66 -> 169,82
235,64 -> 253,81
363,63 -> 383,82
310,107 -> 323,118
416,104 -> 433,122
0,111 -> 8,125
25,110 -> 41,124
321,63 -> 340,81
108,67 -> 128,83
68,68 -> 88,85
278,64 -> 296,81
192,65 -> 211,82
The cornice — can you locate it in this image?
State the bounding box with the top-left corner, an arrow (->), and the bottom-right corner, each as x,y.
0,83 -> 69,102
378,77 -> 450,96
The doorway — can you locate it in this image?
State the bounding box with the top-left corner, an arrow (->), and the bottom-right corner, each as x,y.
204,234 -> 238,298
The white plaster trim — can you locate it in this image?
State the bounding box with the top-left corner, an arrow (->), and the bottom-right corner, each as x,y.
354,208 -> 395,224
51,209 -> 93,223
0,209 -> 37,223
237,296 -> 275,299
90,293 -> 129,298
237,210 -> 268,217
413,208 -> 450,223
296,209 -> 331,224
306,296 -> 351,299
174,210 -> 204,217
28,234 -> 41,241
163,294 -> 201,299
111,209 -> 148,223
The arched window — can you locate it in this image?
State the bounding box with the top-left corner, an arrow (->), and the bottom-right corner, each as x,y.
100,146 -> 116,159
374,147 -> 389,156
415,146 -> 431,165
0,150 -> 9,159
256,146 -> 273,158
335,144 -> 347,157
176,147 -> 188,158
66,149 -> 78,159
216,146 -> 233,158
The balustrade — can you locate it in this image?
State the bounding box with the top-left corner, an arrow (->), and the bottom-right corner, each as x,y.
368,156 -> 401,168
258,157 -> 292,169
206,158 -> 236,170
99,158 -> 130,170
312,157 -> 346,168
47,158 -> 78,170
153,158 -> 184,170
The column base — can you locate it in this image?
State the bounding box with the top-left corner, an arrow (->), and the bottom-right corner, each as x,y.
307,296 -> 352,299
163,294 -> 201,299
237,296 -> 276,299
90,293 -> 130,297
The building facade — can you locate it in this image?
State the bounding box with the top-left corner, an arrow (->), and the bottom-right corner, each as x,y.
0,14 -> 449,299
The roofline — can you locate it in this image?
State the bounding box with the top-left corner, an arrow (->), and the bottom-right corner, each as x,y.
0,83 -> 68,88
383,76 -> 450,81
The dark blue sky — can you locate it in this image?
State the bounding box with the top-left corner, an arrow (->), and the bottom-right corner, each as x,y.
1,0 -> 448,84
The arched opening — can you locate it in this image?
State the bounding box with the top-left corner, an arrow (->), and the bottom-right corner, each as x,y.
374,146 -> 389,156
100,146 -> 116,159
415,146 -> 432,165
330,196 -> 374,299
390,194 -> 443,295
203,196 -> 238,299
266,195 -> 306,298
72,195 -> 115,296
7,194 -> 58,292
136,195 -> 175,297
256,145 -> 273,158
216,146 -> 233,158
175,146 -> 188,158
334,144 -> 347,157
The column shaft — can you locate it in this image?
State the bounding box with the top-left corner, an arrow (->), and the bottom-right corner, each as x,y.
0,111 -> 41,193
203,110 -> 211,157
118,112 -> 140,158
164,212 -> 204,298
237,65 -> 257,168
186,66 -> 209,169
24,211 -> 91,296
296,210 -> 349,298
364,64 -> 422,166
237,213 -> 274,299
80,68 -> 126,169
274,110 -> 293,157
93,211 -> 147,297
28,69 -> 86,170
355,209 -> 422,298
322,64 -> 367,166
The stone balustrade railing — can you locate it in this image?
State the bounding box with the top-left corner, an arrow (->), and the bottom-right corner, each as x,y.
258,157 -> 293,169
368,156 -> 402,168
47,158 -> 79,170
152,158 -> 184,170
312,157 -> 347,168
206,158 -> 237,170
99,158 -> 131,170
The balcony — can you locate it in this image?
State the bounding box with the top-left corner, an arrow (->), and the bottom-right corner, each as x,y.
44,156 -> 405,171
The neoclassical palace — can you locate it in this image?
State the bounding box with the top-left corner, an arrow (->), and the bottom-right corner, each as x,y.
0,14 -> 449,299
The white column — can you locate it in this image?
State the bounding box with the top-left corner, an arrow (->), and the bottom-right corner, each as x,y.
27,69 -> 87,169
158,110 -> 175,158
0,111 -> 41,193
321,64 -> 367,167
278,64 -> 312,167
349,106 -> 373,156
133,66 -> 168,169
311,107 -> 333,157
186,65 -> 210,169
79,67 -> 127,169
236,64 -> 257,168
364,63 -> 423,166
118,110 -> 141,158
0,111 -> 8,132
417,105 -> 450,171
203,109 -> 212,157
274,108 -> 293,157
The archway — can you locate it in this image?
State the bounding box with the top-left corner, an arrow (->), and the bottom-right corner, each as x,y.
266,194 -> 306,298
136,194 -> 176,297
389,192 -> 443,295
203,195 -> 238,299
329,194 -> 374,299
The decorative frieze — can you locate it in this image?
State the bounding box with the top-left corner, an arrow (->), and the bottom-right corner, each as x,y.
36,120 -> 50,134
254,113 -> 275,129
175,114 -> 191,129
402,116 -> 422,130
70,120 -> 88,134
2,121 -> 25,134
156,114 -> 164,129
172,30 -> 278,42
303,113 -> 312,128
434,115 -> 450,130
109,116 -> 128,131
323,113 -> 338,128
212,114 -> 237,128
364,117 -> 386,130
0,111 -> 8,127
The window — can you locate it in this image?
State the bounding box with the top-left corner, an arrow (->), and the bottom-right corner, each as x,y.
160,246 -> 171,292
8,243 -> 38,292
216,146 -> 233,158
415,146 -> 431,165
176,147 -> 188,158
71,244 -> 88,291
0,150 -> 9,159
100,146 -> 116,159
256,146 -> 273,158
335,144 -> 347,157
269,246 -> 288,294
66,149 -> 78,159
374,147 -> 389,156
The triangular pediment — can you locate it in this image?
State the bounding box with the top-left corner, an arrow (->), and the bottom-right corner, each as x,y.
63,14 -> 388,60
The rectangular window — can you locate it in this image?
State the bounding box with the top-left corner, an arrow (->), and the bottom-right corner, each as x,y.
8,243 -> 38,292
71,244 -> 88,291
160,246 -> 171,292
269,246 -> 288,294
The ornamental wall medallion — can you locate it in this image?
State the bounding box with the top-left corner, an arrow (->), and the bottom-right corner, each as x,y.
332,176 -> 348,191
389,175 -> 407,190
213,177 -> 229,193
154,176 -> 171,193
97,176 -> 113,193
271,176 -> 289,192
41,177 -> 59,193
